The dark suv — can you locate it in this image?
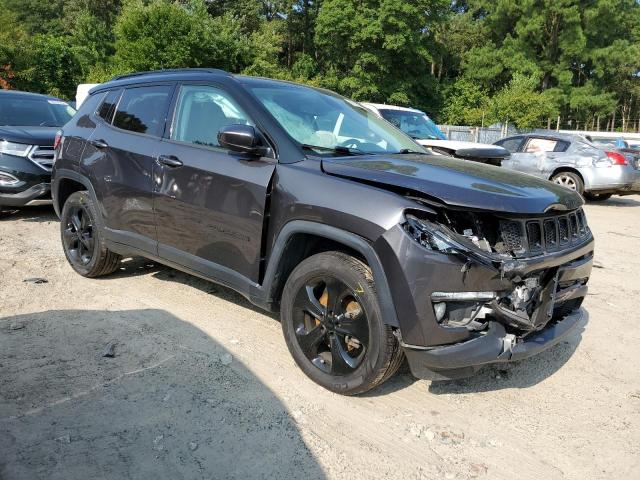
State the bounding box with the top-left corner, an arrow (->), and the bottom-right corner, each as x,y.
0,90 -> 75,210
52,69 -> 594,394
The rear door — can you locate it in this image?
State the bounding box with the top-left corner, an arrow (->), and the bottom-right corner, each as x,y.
515,137 -> 570,177
153,82 -> 276,284
83,84 -> 174,254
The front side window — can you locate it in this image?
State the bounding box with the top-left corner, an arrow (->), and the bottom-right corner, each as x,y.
112,85 -> 173,137
171,85 -> 254,148
378,109 -> 446,141
248,83 -> 423,155
524,138 -> 559,153
0,95 -> 75,127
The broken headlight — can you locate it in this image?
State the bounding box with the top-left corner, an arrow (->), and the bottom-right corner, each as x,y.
403,213 -> 459,253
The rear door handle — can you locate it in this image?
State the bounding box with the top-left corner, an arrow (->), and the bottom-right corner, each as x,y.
158,155 -> 183,168
89,139 -> 108,149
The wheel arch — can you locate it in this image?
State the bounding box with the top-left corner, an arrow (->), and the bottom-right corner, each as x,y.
261,221 -> 399,327
52,169 -> 97,219
549,166 -> 584,184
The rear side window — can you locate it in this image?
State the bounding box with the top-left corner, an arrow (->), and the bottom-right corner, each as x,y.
553,140 -> 570,152
495,137 -> 523,153
97,90 -> 121,123
113,85 -> 173,137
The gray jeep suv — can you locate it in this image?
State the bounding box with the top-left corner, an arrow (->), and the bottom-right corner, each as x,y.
52,69 -> 593,394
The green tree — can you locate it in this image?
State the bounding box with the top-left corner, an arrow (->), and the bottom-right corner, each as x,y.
109,0 -> 252,76
315,0 -> 448,109
488,73 -> 559,128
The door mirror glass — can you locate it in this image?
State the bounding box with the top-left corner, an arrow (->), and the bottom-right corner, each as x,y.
218,124 -> 268,156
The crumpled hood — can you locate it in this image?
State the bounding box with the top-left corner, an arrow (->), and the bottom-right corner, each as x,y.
0,126 -> 59,146
321,154 -> 584,214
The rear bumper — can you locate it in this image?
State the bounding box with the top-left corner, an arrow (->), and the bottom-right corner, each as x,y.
583,164 -> 636,193
0,182 -> 51,207
404,309 -> 586,380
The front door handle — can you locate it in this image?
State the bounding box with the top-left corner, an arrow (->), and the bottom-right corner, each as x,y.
89,139 -> 108,149
158,155 -> 183,168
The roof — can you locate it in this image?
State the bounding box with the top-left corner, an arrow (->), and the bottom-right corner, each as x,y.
92,68 -> 232,94
0,89 -> 66,102
360,102 -> 425,114
504,132 -> 587,143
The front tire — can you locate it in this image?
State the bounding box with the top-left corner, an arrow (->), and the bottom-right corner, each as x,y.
280,251 -> 403,395
60,191 -> 121,277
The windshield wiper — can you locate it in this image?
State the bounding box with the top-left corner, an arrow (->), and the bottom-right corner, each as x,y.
301,144 -> 367,156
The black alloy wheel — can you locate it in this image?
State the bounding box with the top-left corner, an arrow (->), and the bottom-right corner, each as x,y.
60,191 -> 121,277
280,251 -> 404,395
292,276 -> 369,375
63,204 -> 95,266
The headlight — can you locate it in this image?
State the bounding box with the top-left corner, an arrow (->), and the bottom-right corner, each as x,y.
403,213 -> 459,253
0,140 -> 33,157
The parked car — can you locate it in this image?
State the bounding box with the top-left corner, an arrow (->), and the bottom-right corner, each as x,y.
53,69 -> 593,394
494,133 -> 639,201
361,102 -> 510,166
0,89 -> 76,211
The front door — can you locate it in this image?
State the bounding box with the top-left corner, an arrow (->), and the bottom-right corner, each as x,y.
153,84 -> 276,284
511,137 -> 568,178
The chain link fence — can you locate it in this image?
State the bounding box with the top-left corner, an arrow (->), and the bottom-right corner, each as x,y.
436,125 -> 536,144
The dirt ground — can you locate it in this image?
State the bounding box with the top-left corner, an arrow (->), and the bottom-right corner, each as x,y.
1,196 -> 639,480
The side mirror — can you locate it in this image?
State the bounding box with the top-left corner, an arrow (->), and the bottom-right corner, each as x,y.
218,124 -> 270,157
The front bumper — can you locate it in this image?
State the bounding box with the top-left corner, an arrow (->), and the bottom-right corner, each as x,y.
403,309 -> 585,380
0,182 -> 51,207
0,152 -> 52,206
374,223 -> 594,380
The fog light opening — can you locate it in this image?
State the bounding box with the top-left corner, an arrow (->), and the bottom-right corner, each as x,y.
433,302 -> 447,322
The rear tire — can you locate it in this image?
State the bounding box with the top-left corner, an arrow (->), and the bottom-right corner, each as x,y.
60,191 -> 121,277
551,171 -> 584,195
584,192 -> 612,202
280,251 -> 404,395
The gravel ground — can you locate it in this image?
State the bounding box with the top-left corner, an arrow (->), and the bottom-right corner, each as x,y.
1,196 -> 639,480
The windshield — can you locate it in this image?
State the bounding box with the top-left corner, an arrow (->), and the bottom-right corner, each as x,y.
378,109 -> 445,140
248,84 -> 424,155
0,96 -> 76,127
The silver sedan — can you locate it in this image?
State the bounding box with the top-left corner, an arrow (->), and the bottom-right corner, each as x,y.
494,133 -> 640,201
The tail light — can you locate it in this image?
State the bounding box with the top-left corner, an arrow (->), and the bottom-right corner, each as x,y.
54,131 -> 62,150
605,151 -> 627,165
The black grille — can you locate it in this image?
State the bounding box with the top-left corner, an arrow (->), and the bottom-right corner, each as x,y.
500,220 -> 524,252
544,219 -> 557,248
499,208 -> 590,257
28,146 -> 55,171
526,222 -> 542,252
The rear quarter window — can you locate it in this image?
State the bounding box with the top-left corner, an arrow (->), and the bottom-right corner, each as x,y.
97,90 -> 121,123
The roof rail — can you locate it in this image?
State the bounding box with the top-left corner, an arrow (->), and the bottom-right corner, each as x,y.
110,68 -> 229,81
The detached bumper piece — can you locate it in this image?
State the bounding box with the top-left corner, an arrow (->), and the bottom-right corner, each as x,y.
404,309 -> 585,380
0,183 -> 51,207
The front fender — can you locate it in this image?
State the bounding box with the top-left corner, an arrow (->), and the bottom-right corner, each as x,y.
261,220 -> 400,328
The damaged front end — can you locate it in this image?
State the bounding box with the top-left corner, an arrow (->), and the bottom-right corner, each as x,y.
387,203 -> 593,380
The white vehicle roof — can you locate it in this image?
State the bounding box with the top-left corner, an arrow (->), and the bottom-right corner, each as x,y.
360,102 -> 426,115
